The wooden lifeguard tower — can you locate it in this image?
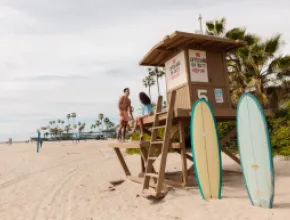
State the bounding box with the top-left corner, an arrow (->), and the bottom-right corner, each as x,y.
109,31 -> 272,199
139,31 -> 246,118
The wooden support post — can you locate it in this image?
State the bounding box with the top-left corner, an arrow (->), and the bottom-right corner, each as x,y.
139,123 -> 146,173
113,148 -> 131,176
178,121 -> 188,186
170,126 -> 179,139
220,128 -> 236,147
140,151 -> 146,173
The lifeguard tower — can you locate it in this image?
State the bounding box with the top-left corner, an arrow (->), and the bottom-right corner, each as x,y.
109,31 -> 272,199
139,31 -> 245,118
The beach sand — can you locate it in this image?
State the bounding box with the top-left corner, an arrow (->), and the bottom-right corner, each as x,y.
0,140 -> 289,220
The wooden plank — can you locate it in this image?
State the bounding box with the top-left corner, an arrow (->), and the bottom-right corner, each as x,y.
184,49 -> 193,107
113,148 -> 131,176
156,91 -> 176,194
220,128 -> 236,147
109,140 -> 181,149
140,146 -> 146,173
177,108 -> 236,119
140,147 -> 157,173
142,111 -> 167,125
178,121 -> 188,186
176,108 -> 272,119
108,141 -> 150,148
170,126 -> 179,139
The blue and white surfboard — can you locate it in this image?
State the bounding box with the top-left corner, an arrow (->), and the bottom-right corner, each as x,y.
237,93 -> 275,208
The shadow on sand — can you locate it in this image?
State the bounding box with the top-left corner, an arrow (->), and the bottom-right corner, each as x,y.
273,203 -> 290,209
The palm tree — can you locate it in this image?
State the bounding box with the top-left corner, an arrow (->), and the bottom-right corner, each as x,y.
67,114 -> 71,125
71,113 -> 76,132
205,17 -> 226,36
108,121 -> 115,129
148,67 -> 165,96
61,120 -> 65,129
226,32 -> 289,107
57,119 -> 61,128
142,75 -> 155,99
91,124 -> 96,132
41,126 -> 46,139
162,101 -> 167,111
95,120 -> 102,131
49,121 -> 53,128
205,18 -> 290,109
79,123 -> 86,132
98,113 -> 104,131
64,125 -> 70,133
49,128 -> 54,137
103,117 -> 110,130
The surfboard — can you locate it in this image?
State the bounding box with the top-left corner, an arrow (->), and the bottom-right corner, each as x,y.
190,98 -> 222,200
237,93 -> 275,208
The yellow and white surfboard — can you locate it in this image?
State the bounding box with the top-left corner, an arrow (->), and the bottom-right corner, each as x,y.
190,98 -> 222,200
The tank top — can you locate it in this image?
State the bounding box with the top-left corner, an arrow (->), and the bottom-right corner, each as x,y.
142,104 -> 152,115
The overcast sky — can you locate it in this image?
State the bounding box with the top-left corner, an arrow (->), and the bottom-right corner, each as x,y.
0,0 -> 289,140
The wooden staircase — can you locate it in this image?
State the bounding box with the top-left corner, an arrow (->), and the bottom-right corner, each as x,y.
142,91 -> 176,199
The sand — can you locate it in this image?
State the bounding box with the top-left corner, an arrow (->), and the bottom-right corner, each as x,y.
0,140 -> 289,220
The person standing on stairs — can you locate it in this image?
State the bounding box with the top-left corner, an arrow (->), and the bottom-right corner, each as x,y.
130,92 -> 154,135
117,88 -> 134,142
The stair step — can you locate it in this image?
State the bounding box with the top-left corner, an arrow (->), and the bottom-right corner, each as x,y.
152,125 -> 166,130
145,173 -> 159,178
156,111 -> 167,115
151,140 -> 163,145
148,156 -> 158,160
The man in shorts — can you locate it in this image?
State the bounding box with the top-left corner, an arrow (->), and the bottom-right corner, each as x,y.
116,88 -> 134,142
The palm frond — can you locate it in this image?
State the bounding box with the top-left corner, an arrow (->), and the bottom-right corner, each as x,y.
157,70 -> 165,77
205,21 -> 214,31
143,75 -> 155,87
244,34 -> 260,46
225,27 -> 245,40
215,17 -> 226,36
237,47 -> 249,59
264,34 -> 281,56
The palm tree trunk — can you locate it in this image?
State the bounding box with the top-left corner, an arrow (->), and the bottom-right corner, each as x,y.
270,88 -> 280,111
157,76 -> 160,96
149,86 -> 151,99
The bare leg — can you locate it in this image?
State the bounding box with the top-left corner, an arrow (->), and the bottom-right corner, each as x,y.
122,121 -> 128,141
131,117 -> 140,133
117,119 -> 124,140
131,116 -> 145,134
139,118 -> 144,139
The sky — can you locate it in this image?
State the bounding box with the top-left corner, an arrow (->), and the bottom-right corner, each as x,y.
0,0 -> 289,141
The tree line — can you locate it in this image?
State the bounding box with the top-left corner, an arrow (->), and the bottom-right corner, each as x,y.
37,113 -> 116,138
